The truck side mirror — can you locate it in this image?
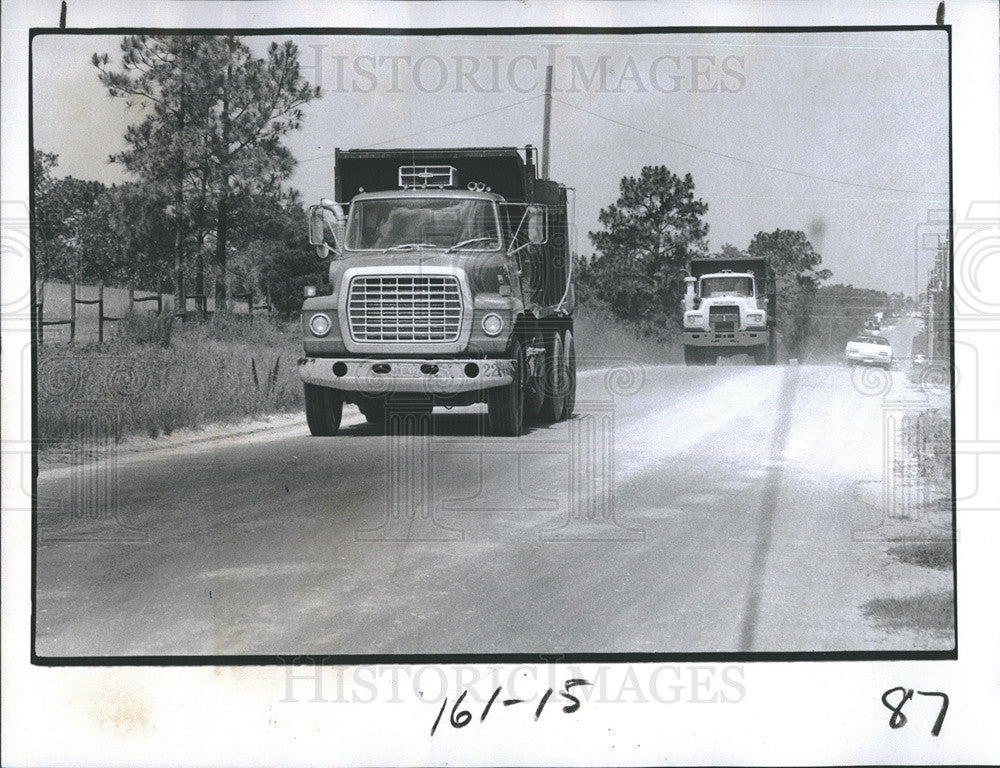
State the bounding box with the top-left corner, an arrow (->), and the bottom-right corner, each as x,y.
308,206 -> 326,246
308,205 -> 341,259
527,205 -> 547,245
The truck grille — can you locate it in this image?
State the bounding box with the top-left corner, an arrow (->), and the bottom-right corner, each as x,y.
346,274 -> 463,343
709,305 -> 740,332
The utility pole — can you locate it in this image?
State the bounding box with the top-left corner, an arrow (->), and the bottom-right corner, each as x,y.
927,282 -> 935,360
541,64 -> 553,180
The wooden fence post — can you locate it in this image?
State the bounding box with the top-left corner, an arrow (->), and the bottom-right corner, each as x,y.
98,281 -> 105,343
128,287 -> 135,313
178,274 -> 186,322
70,280 -> 77,343
35,281 -> 44,346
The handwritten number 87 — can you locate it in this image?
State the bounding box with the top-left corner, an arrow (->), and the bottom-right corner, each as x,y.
881,687 -> 948,736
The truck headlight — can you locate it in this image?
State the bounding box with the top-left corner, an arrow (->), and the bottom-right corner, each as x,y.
684,313 -> 702,327
309,312 -> 331,337
746,312 -> 765,324
482,313 -> 504,336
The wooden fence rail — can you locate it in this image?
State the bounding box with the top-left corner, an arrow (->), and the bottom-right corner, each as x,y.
232,288 -> 273,324
34,280 -> 267,344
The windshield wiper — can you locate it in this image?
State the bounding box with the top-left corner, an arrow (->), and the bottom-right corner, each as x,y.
383,243 -> 438,252
445,236 -> 500,254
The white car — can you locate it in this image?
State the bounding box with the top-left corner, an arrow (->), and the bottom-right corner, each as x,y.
845,334 -> 893,369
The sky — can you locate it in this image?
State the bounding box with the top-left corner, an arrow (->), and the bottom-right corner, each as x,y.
32,30 -> 950,295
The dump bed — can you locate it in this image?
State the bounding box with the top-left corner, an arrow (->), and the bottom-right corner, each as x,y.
689,257 -> 772,285
335,146 -> 563,205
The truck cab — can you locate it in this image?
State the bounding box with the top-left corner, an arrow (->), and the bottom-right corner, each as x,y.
682,258 -> 777,366
297,147 -> 576,437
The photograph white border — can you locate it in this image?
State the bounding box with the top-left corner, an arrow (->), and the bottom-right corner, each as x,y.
3,1 -> 998,765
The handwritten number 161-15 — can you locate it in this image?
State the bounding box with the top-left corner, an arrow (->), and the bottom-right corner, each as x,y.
431,679 -> 591,735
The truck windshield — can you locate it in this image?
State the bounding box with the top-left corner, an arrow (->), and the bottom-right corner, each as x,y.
346,198 -> 502,252
701,276 -> 753,297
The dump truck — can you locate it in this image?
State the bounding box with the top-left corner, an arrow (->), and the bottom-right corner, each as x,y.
681,257 -> 777,365
298,146 -> 576,436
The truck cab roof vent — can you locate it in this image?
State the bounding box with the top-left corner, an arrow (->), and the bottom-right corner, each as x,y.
398,165 -> 458,189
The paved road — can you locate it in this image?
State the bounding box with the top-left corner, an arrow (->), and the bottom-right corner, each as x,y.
35,319 -> 945,656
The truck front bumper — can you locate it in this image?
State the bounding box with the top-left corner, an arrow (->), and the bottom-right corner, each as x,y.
684,330 -> 769,347
298,357 -> 515,395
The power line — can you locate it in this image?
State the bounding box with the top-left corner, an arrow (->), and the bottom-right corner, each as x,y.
298,94 -> 545,164
549,95 -> 947,198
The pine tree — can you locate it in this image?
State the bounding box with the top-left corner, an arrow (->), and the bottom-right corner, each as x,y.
586,166 -> 709,335
94,35 -> 319,307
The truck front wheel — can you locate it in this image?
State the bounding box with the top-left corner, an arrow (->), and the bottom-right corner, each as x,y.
357,400 -> 386,424
753,344 -> 773,366
304,384 -> 343,436
487,338 -> 525,436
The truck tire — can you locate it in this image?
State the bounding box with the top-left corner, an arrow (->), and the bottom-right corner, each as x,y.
358,400 -> 385,424
524,344 -> 546,421
753,345 -> 770,366
561,328 -> 576,421
304,384 -> 343,436
539,329 -> 566,423
487,338 -> 525,436
767,330 -> 778,365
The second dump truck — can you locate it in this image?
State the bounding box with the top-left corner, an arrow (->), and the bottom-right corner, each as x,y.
682,256 -> 777,366
298,146 -> 576,436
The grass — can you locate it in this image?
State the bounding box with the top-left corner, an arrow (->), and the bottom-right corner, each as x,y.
862,590 -> 955,632
887,541 -> 954,571
573,303 -> 679,368
37,312 -> 303,443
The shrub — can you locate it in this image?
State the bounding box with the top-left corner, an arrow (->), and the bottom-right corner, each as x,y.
896,409 -> 951,487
